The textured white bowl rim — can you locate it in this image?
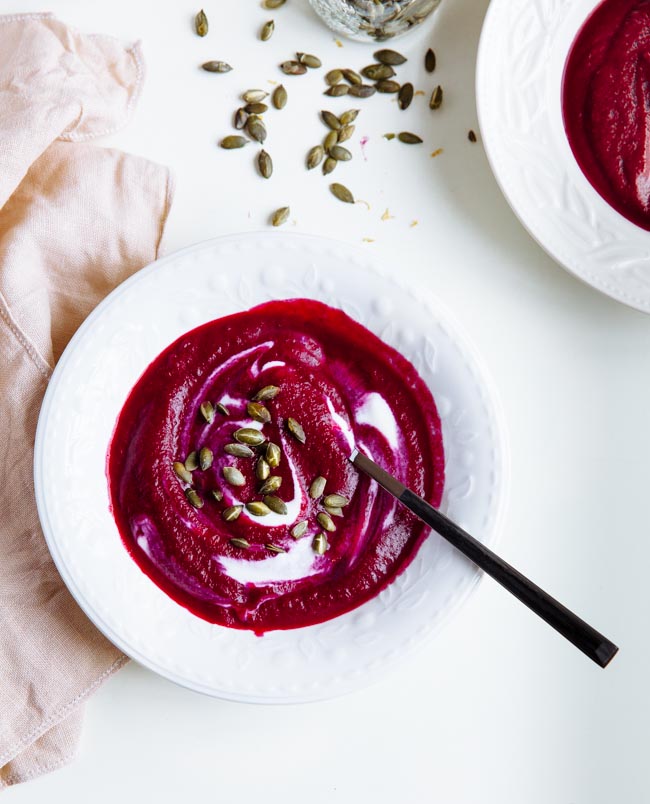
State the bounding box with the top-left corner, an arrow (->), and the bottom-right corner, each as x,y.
34,232 -> 510,703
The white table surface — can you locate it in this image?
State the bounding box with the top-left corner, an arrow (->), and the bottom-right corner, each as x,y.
7,1 -> 650,802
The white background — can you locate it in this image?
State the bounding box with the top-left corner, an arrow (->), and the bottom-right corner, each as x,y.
7,0 -> 650,802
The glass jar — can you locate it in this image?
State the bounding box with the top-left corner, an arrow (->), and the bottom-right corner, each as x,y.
309,0 -> 441,42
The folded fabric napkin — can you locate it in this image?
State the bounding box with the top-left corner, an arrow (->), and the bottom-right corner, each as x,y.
0,13 -> 173,788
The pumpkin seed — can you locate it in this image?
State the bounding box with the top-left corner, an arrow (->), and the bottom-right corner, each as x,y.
325,84 -> 348,97
376,79 -> 400,94
260,19 -> 274,41
256,457 -> 270,481
223,466 -> 246,486
325,69 -> 343,85
324,130 -> 338,151
246,116 -> 267,144
224,442 -> 255,458
211,489 -> 224,502
383,132 -> 396,140
398,82 -> 413,110
264,495 -> 288,515
272,84 -> 287,109
398,132 -> 423,144
202,61 -> 231,73
298,52 -> 322,68
281,60 -> 307,75
173,462 -> 193,484
262,0 -> 285,7
242,89 -> 268,103
317,511 -> 336,532
195,9 -> 208,36
185,488 -> 204,508
342,68 -> 362,85
200,401 -> 214,423
330,182 -> 354,203
312,532 -> 328,555
468,129 -> 477,143
229,534 -> 248,547
259,475 -> 282,494
361,63 -> 395,80
429,85 -> 443,110
309,476 -> 327,499
307,145 -> 324,169
234,427 -> 266,446
324,505 -> 344,518
216,402 -> 230,416
374,48 -> 407,65
234,108 -> 249,129
258,149 -> 273,180
337,124 -> 354,143
254,385 -> 280,401
224,506 -> 244,523
246,402 -> 271,424
272,206 -> 290,227
265,543 -> 286,553
425,48 -> 436,73
330,145 -> 351,161
291,520 -> 308,539
245,102 -> 268,115
266,442 -> 281,467
199,447 -> 213,470
323,493 -> 349,507
322,156 -> 337,175
348,84 -> 376,98
339,109 -> 359,125
185,451 -> 199,471
321,110 -> 341,130
220,135 -> 248,149
287,417 -> 306,443
246,501 -> 271,516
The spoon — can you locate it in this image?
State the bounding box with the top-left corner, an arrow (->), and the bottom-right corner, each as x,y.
350,449 -> 618,668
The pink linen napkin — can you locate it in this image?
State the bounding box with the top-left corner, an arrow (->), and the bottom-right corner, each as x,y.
0,13 -> 173,788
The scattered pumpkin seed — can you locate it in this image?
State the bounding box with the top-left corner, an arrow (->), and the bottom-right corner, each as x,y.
224,506 -> 244,522
211,489 -> 224,502
292,520 -> 309,539
199,447 -> 213,470
281,60 -> 307,75
317,511 -> 336,532
245,102 -> 268,115
246,116 -> 267,144
376,79 -> 400,94
224,442 -> 255,458
234,427 -> 266,446
374,48 -> 407,65
246,501 -> 272,516
266,442 -> 281,467
287,417 -> 306,443
264,495 -> 288,515
325,84 -> 348,97
195,9 -> 208,36
425,48 -> 436,73
383,132 -> 396,140
229,534 -> 248,547
398,82 -> 414,110
348,84 -> 376,98
468,129 -> 477,143
330,145 -> 352,161
202,61 -> 232,73
185,488 -> 204,508
321,110 -> 341,130
271,206 -> 290,227
325,69 -> 343,85
258,149 -> 273,180
337,124 -> 355,143
307,144 -> 325,169
429,85 -> 443,110
234,108 -> 249,129
322,156 -> 337,175
260,19 -> 274,41
398,131 -> 423,144
216,402 -> 230,416
265,543 -> 286,553
323,493 -> 349,507
256,457 -> 271,481
242,89 -> 268,103
309,476 -> 327,499
254,385 -> 280,401
223,466 -> 246,486
200,401 -> 215,423
325,505 -> 344,518
298,52 -> 322,68
272,84 -> 287,109
361,63 -> 395,81
330,182 -> 354,203
259,475 -> 282,494
185,451 -> 199,471
173,461 -> 193,484
339,109 -> 359,125
220,135 -> 248,149
312,532 -> 328,555
262,0 -> 285,7
324,130 -> 339,151
342,68 -> 362,85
